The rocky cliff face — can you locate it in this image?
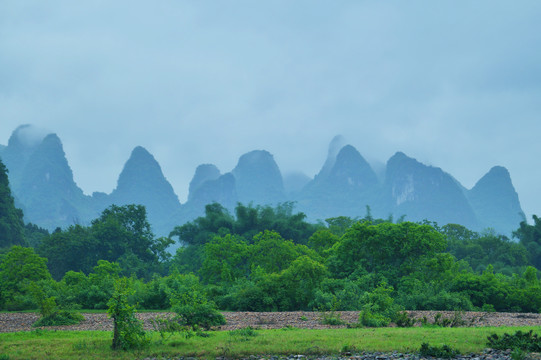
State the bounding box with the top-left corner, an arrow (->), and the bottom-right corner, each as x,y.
383,152 -> 479,229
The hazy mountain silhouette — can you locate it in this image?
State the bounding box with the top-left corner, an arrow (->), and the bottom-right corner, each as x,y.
232,150 -> 286,205
188,164 -> 221,202
468,166 -> 525,235
295,144 -> 381,220
107,146 -> 182,235
383,152 -> 479,229
0,126 -> 526,238
11,132 -> 88,229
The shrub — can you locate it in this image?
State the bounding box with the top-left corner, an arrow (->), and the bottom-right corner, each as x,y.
150,315 -> 193,342
172,300 -> 226,330
33,310 -> 84,327
394,311 -> 416,327
29,283 -> 84,327
358,283 -> 401,327
487,330 -> 541,352
318,296 -> 344,325
228,326 -> 258,341
419,311 -> 467,328
107,278 -> 149,350
419,342 -> 460,359
319,311 -> 344,325
168,274 -> 226,330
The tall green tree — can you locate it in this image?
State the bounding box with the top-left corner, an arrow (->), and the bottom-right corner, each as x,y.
327,221 -> 446,282
170,202 -> 320,247
0,158 -> 25,248
0,246 -> 52,310
39,204 -> 172,280
514,215 -> 541,270
200,234 -> 249,284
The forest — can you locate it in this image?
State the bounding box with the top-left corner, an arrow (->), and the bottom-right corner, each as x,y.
1,157 -> 541,314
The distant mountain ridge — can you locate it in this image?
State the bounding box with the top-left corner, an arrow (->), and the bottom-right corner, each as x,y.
0,125 -> 525,238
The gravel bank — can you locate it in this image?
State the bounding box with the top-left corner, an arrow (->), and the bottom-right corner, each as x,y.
1,310 -> 540,333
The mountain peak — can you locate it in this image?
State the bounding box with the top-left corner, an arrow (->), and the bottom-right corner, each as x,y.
8,124 -> 49,150
384,151 -> 478,229
115,146 -> 170,194
232,150 -> 285,204
111,146 -> 181,235
188,164 -> 221,201
468,165 -> 523,234
328,145 -> 379,188
317,135 -> 347,179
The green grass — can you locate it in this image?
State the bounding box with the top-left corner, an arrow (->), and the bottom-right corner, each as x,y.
1,326 -> 540,360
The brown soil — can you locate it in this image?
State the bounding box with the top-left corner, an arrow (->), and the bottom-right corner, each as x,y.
1,311 -> 541,333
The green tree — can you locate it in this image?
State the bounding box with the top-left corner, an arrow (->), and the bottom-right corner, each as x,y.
446,225 -> 529,275
308,229 -> 340,255
279,255 -> 327,310
514,215 -> 541,270
108,277 -> 149,350
38,225 -> 95,279
325,216 -> 356,236
23,223 -> 49,248
39,204 -> 171,280
170,203 -> 234,247
250,230 -> 311,273
167,272 -> 225,329
0,158 -> 25,249
200,234 -> 249,284
327,221 -> 446,282
0,246 -> 52,310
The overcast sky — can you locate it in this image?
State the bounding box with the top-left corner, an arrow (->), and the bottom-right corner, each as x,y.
1,1 -> 541,220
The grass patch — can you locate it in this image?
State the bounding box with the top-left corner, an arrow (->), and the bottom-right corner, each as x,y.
1,326 -> 540,359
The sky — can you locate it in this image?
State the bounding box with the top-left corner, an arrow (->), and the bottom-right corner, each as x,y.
1,1 -> 541,220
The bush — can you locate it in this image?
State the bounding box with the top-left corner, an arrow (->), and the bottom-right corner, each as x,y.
107,278 -> 149,350
358,283 -> 401,327
318,296 -> 344,325
29,283 -> 84,327
319,310 -> 344,325
359,309 -> 391,327
33,310 -> 84,327
419,342 -> 460,359
168,273 -> 226,330
150,315 -> 193,342
394,311 -> 416,327
228,326 -> 258,341
487,330 -> 541,352
173,300 -> 226,330
420,311 -> 467,328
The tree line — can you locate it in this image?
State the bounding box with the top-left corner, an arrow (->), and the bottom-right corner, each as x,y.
1,157 -> 541,313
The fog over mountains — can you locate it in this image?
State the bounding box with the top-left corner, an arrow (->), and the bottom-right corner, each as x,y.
0,125 -> 525,237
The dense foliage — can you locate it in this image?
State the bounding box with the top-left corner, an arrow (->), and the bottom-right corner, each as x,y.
37,204 -> 173,280
0,158 -> 25,249
1,190 -> 541,314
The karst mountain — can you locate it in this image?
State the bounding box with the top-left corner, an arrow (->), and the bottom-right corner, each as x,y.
0,125 -> 525,239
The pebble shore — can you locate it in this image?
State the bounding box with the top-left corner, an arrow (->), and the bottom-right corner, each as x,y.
3,310 -> 540,332
139,349 -> 537,360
